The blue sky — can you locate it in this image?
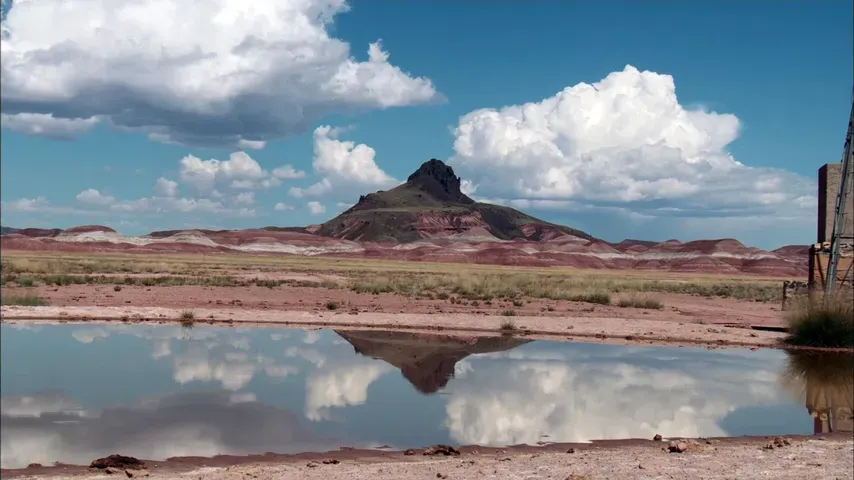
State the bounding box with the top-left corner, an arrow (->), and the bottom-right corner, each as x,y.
1,0 -> 851,249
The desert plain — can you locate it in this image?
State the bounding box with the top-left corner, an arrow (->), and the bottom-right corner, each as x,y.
2,162 -> 851,479
2,248 -> 853,479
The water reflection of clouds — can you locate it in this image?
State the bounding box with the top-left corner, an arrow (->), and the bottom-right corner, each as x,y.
64,325 -> 392,421
1,325 -> 395,468
1,391 -> 87,418
305,361 -> 392,421
67,325 -> 301,391
1,390 -> 331,469
70,328 -> 110,344
283,344 -> 392,421
444,345 -> 786,446
2,324 -> 812,469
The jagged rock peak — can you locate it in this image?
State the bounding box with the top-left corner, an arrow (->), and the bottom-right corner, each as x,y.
406,159 -> 472,204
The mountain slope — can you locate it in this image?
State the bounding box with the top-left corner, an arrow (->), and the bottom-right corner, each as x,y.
316,159 -> 596,243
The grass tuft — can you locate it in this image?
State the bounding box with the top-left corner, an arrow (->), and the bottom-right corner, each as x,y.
326,301 -> 339,311
179,310 -> 195,327
784,295 -> 854,348
1,294 -> 48,306
567,292 -> 611,305
501,309 -> 517,317
617,294 -> 664,310
499,318 -> 517,332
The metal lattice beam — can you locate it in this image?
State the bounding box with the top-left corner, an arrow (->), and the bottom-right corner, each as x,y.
825,88 -> 854,296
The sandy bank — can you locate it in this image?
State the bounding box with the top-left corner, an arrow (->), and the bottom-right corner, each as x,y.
1,305 -> 789,349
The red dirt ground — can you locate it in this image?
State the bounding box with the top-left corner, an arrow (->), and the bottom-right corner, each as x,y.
4,283 -> 784,327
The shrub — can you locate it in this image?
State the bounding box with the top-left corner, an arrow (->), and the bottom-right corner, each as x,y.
500,318 -> 517,331
617,295 -> 664,310
784,295 -> 854,348
568,292 -> 611,305
113,285 -> 122,292
179,310 -> 195,327
501,309 -> 517,317
326,301 -> 339,311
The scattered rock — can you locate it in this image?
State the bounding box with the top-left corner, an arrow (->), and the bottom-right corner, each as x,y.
125,469 -> 149,478
653,434 -> 663,441
27,463 -> 42,468
306,461 -> 320,468
667,441 -> 688,453
436,473 -> 448,479
104,467 -> 122,475
566,448 -> 576,454
423,445 -> 461,456
404,449 -> 417,456
90,455 -> 146,470
322,459 -> 340,465
775,437 -> 792,447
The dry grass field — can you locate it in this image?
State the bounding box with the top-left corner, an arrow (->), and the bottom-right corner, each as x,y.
0,250 -> 786,307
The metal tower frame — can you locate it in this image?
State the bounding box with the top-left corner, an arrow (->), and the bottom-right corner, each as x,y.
825,88 -> 854,296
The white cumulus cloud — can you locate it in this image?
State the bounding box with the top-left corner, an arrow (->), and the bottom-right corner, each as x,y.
0,113 -> 100,139
272,165 -> 306,180
451,65 -> 814,223
178,151 -> 304,195
154,177 -> 179,197
1,196 -> 50,212
0,0 -> 438,148
179,152 -> 276,193
234,192 -> 255,205
75,189 -> 115,206
307,201 -> 327,215
290,126 -> 398,198
274,202 -> 295,211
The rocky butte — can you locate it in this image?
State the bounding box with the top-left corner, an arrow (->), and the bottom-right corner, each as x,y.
316,159 -> 595,243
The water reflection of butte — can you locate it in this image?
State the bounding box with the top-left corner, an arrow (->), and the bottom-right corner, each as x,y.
784,352 -> 854,434
335,330 -> 530,394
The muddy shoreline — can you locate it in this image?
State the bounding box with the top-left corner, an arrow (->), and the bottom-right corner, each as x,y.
3,434 -> 851,479
1,305 -> 795,350
3,305 -> 852,352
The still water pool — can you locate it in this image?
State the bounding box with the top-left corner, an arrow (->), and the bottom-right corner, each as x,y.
1,323 -> 851,468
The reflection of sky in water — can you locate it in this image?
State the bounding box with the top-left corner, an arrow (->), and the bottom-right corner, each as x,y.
0,323 -> 814,468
